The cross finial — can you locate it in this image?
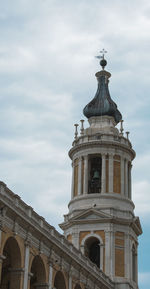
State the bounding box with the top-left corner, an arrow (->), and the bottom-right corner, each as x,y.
100,48 -> 107,59
95,48 -> 107,60
95,49 -> 107,70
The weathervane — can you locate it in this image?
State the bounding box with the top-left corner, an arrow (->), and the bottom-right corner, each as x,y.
95,48 -> 107,70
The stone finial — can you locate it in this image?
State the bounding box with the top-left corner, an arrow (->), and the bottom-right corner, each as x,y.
74,124 -> 79,140
120,120 -> 124,136
126,131 -> 130,140
80,119 -> 84,135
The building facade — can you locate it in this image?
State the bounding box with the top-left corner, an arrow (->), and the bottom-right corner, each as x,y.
60,57 -> 142,289
0,57 -> 142,289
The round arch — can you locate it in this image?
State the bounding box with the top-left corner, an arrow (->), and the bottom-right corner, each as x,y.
54,271 -> 66,289
81,233 -> 103,270
1,236 -> 22,289
30,255 -> 47,289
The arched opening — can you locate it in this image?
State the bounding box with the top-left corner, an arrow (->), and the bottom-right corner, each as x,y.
88,156 -> 102,194
1,237 -> 22,289
54,271 -> 66,289
132,244 -> 137,282
84,237 -> 100,268
30,255 -> 46,289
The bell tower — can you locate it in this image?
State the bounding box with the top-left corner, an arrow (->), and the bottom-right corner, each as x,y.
60,53 -> 142,289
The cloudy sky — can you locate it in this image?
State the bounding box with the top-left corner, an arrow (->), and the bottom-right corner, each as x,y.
0,0 -> 150,287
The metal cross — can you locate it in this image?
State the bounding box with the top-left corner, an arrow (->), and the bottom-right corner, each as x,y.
95,48 -> 107,60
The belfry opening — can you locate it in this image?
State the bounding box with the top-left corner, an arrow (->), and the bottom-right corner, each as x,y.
88,155 -> 102,194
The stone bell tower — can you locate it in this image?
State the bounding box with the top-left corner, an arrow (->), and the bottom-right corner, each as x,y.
60,53 -> 142,289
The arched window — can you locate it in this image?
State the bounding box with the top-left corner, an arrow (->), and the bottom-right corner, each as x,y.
88,156 -> 102,194
54,271 -> 66,289
132,244 -> 137,282
84,236 -> 100,268
1,237 -> 22,289
30,255 -> 47,289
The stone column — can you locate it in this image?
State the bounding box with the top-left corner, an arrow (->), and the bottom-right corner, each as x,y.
105,230 -> 110,276
121,157 -> 125,195
72,230 -> 79,249
78,157 -> 82,195
71,162 -> 74,199
68,273 -> 72,289
128,163 -> 132,199
110,229 -> 115,278
109,154 -> 114,193
129,239 -> 132,280
48,263 -> 53,289
83,155 -> 88,194
101,154 -> 106,194
124,159 -> 128,198
100,243 -> 104,271
23,244 -> 30,289
105,227 -> 115,278
124,233 -> 130,279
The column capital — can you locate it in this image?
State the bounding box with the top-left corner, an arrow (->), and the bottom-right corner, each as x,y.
109,153 -> 114,158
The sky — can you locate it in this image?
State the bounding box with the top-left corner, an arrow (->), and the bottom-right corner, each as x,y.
0,0 -> 150,288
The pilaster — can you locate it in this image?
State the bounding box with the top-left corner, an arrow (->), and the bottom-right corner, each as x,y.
83,155 -> 88,195
48,262 -> 53,289
124,159 -> 128,198
125,233 -> 130,279
23,244 -> 30,289
109,154 -> 114,193
101,154 -> 106,194
71,162 -> 74,199
68,272 -> 72,289
121,157 -> 125,196
105,230 -> 111,276
128,163 -> 132,199
78,157 -> 82,195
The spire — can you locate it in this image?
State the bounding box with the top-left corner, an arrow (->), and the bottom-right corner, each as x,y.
83,50 -> 122,124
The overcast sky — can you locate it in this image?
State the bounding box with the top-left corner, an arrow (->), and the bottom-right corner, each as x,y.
0,0 -> 150,288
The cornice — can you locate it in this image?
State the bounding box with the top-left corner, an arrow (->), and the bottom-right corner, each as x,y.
69,139 -> 135,160
68,193 -> 135,209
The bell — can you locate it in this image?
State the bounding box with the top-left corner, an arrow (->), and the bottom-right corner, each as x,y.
93,170 -> 100,179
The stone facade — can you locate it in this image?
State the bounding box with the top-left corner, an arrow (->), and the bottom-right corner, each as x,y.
0,181 -> 113,289
60,65 -> 142,289
60,115 -> 142,289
